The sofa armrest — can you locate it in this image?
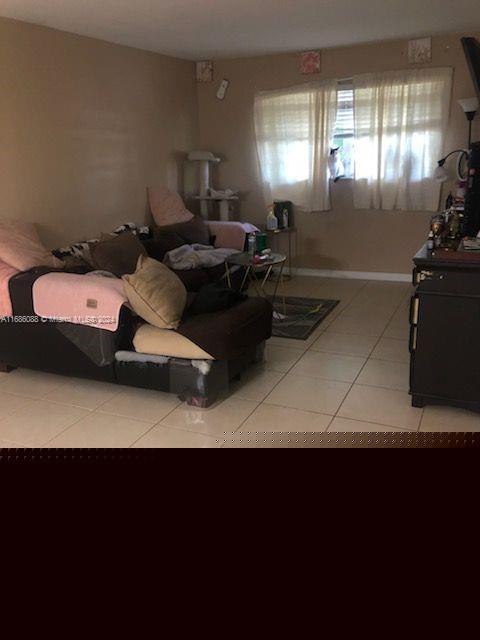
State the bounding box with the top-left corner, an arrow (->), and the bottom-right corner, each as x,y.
206,221 -> 259,251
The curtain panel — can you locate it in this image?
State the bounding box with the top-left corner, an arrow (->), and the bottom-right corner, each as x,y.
254,80 -> 338,212
353,67 -> 453,212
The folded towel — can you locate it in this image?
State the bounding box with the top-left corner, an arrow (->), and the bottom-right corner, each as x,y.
33,272 -> 128,332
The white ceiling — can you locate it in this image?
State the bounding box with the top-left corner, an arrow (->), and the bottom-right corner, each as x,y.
1,0 -> 480,60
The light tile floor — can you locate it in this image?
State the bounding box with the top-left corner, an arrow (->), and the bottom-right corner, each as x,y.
1,275 -> 479,448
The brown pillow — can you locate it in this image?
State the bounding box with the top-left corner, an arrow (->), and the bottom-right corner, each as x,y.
122,255 -> 187,330
153,216 -> 210,247
90,231 -> 147,277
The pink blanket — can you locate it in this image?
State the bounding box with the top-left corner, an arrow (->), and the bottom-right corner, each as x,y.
0,261 -> 19,317
33,272 -> 128,332
207,221 -> 258,251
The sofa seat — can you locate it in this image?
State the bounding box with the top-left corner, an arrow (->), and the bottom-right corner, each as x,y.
133,297 -> 272,362
177,297 -> 272,361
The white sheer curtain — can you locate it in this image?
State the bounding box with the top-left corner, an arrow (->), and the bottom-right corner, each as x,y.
353,67 -> 452,211
254,80 -> 338,212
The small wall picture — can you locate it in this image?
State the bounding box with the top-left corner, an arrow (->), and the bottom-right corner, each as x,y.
196,60 -> 213,82
300,50 -> 321,74
408,38 -> 432,64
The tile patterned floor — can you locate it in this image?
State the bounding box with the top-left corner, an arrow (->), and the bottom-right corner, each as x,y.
1,275 -> 479,448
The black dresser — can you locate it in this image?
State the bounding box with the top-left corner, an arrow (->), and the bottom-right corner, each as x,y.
410,244 -> 480,413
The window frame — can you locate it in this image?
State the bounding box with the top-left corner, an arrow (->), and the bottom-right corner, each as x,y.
332,80 -> 355,180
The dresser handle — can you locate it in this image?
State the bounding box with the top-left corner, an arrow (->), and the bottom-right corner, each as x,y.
409,296 -> 419,325
419,270 -> 433,281
409,325 -> 418,353
412,297 -> 419,325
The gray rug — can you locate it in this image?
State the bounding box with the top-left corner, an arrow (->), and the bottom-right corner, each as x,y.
268,296 -> 339,340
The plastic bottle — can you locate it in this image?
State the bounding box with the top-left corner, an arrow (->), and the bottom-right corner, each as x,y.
427,231 -> 434,251
248,233 -> 256,257
266,209 -> 278,231
282,208 -> 289,229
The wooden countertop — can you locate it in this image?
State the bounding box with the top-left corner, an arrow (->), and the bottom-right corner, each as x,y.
414,243 -> 480,271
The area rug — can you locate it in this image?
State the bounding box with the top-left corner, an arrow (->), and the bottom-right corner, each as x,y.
268,296 -> 339,340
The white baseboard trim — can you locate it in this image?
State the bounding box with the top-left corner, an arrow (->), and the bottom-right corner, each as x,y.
287,267 -> 411,283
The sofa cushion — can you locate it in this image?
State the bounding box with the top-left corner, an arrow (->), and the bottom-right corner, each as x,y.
133,323 -> 214,360
148,186 -> 194,227
177,297 -> 273,361
205,262 -> 229,284
90,231 -> 147,277
0,220 -> 64,271
153,216 -> 210,247
122,256 -> 187,330
142,232 -> 186,263
174,268 -> 210,292
188,282 -> 247,316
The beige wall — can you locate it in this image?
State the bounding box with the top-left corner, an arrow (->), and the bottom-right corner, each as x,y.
0,17 -> 198,247
197,33 -> 480,273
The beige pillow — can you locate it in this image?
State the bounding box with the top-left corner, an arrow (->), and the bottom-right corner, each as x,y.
122,255 -> 187,329
133,323 -> 214,360
148,187 -> 194,227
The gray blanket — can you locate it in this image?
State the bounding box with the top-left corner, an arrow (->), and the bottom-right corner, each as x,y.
163,244 -> 238,270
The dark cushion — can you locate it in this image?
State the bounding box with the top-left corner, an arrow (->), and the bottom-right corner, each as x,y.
153,216 -> 210,246
177,297 -> 273,361
188,282 -> 247,316
90,232 -> 147,277
142,234 -> 184,262
172,263 -> 244,293
174,269 -> 210,292
205,263 -> 229,284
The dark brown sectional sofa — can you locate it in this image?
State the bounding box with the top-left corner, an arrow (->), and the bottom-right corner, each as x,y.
0,233 -> 273,407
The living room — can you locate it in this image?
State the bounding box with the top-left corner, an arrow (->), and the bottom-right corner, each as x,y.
1,1 -> 480,450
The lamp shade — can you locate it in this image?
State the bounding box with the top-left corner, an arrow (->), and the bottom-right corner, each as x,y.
458,97 -> 479,114
434,164 -> 449,182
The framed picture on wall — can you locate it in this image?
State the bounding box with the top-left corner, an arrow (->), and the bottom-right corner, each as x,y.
408,38 -> 432,64
300,50 -> 321,74
196,60 -> 213,82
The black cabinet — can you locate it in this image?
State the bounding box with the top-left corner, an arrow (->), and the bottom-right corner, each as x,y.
410,245 -> 480,413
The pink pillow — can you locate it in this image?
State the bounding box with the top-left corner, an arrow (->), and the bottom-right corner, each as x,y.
0,220 -> 64,272
148,187 -> 194,227
0,260 -> 19,317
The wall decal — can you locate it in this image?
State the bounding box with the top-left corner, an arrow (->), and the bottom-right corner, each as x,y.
408,38 -> 432,64
216,79 -> 229,100
300,50 -> 321,74
196,60 -> 213,82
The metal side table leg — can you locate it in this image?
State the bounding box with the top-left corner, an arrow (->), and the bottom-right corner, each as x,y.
271,260 -> 287,319
225,260 -> 232,289
239,265 -> 251,292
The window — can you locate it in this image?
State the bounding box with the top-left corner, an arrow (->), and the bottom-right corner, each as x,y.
332,85 -> 354,178
254,68 -> 452,213
353,67 -> 452,211
254,80 -> 338,212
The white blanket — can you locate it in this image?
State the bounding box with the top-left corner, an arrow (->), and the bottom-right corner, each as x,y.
163,244 -> 238,270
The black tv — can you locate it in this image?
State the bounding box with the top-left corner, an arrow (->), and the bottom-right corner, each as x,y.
462,37 -> 480,101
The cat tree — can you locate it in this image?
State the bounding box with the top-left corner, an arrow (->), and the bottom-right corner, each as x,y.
188,150 -> 238,221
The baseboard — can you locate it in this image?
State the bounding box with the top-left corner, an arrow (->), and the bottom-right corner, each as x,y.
286,267 -> 411,283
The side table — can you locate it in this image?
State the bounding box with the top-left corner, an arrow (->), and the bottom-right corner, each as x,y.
261,226 -> 297,281
224,252 -> 287,312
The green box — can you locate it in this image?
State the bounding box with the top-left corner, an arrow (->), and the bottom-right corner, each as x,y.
255,232 -> 267,252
